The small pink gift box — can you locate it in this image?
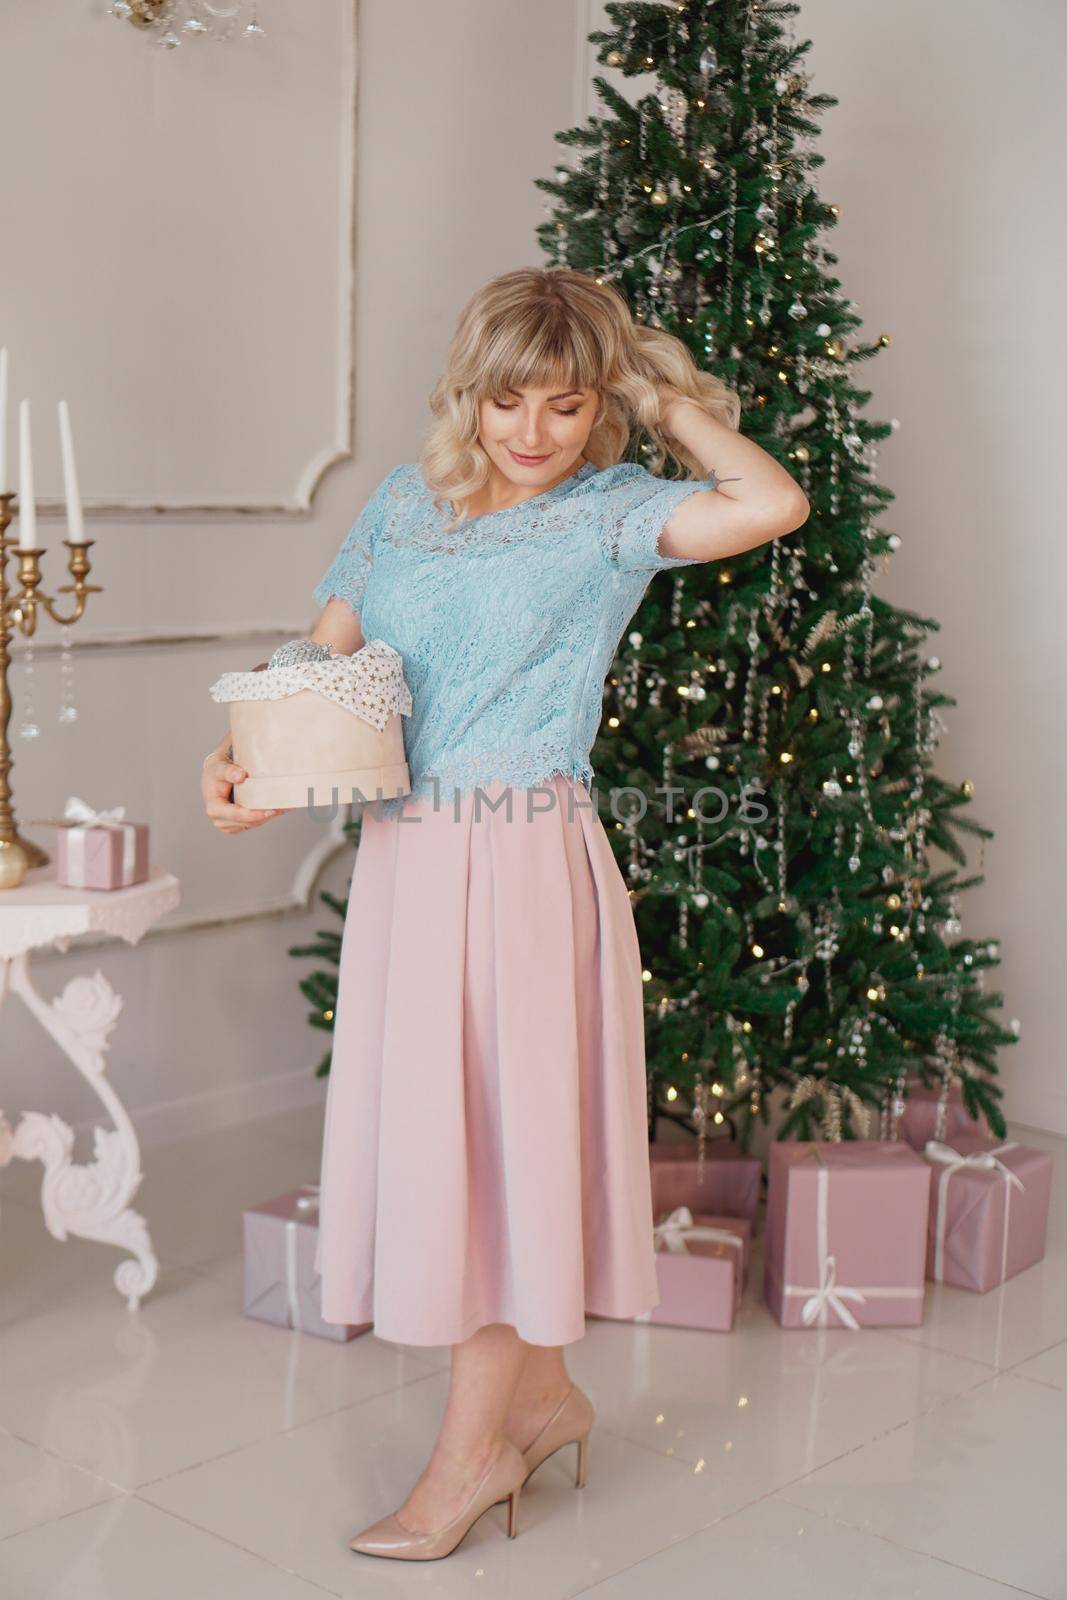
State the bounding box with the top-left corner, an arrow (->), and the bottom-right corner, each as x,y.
40,798 -> 151,890
243,1186 -> 371,1342
587,1207 -> 749,1333
763,1140 -> 930,1330
896,1076 -> 992,1151
924,1134 -> 1053,1292
641,1206 -> 747,1331
57,820 -> 149,890
649,1139 -> 762,1222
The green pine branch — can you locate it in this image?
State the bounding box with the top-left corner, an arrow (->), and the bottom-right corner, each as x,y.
535,0 -> 1014,1146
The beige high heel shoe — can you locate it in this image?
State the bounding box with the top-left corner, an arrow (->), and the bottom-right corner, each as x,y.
348,1437 -> 527,1561
519,1382 -> 595,1488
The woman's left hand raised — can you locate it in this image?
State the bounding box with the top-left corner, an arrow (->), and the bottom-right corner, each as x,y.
655,385 -> 701,439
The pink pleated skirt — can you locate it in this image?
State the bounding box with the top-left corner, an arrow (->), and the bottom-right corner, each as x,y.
313,774 -> 661,1346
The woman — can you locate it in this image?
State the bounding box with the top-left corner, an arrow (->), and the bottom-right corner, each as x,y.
201,267 -> 809,1561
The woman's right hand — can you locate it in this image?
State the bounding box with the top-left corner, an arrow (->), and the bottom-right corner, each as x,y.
653,382 -> 697,433
202,730 -> 284,833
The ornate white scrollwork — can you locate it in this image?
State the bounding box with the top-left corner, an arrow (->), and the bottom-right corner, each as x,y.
0,870 -> 178,1308
51,972 -> 125,1061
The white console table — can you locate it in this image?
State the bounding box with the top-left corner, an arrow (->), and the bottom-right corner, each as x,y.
0,861 -> 181,1309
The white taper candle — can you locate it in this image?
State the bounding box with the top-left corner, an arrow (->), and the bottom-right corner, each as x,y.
18,399 -> 37,549
57,400 -> 86,542
0,348 -> 8,495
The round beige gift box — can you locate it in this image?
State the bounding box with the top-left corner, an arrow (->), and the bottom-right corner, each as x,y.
208,638 -> 412,810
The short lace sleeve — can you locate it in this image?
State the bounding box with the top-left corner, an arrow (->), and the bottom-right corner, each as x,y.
312,466 -> 402,615
598,461 -> 721,573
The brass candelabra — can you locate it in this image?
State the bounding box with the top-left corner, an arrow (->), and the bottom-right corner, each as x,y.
0,492 -> 101,866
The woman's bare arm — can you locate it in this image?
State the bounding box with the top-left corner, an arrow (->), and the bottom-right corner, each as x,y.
308,596 -> 367,655
658,393 -> 810,563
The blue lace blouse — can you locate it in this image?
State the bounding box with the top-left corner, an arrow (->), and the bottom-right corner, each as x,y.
312,458 -> 720,814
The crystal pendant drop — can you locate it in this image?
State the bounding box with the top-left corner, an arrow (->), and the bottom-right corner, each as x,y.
182,17 -> 208,32
58,627 -> 79,724
244,20 -> 265,36
699,45 -> 718,75
18,648 -> 39,739
110,1 -> 133,16
158,28 -> 182,48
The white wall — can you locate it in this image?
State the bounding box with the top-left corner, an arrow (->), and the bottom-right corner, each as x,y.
792,0 -> 1066,1133
0,0 -> 1060,1150
0,0 -> 587,1149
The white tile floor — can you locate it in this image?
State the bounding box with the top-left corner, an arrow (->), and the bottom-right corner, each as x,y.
0,1107 -> 1063,1598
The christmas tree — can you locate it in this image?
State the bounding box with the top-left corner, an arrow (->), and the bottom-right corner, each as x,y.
292,0 -> 1014,1149
528,0 -> 1013,1147
290,879 -> 352,1080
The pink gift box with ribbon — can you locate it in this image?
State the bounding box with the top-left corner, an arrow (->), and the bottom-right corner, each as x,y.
639,1203 -> 748,1331
591,1205 -> 748,1332
642,1207 -> 746,1331
57,820 -> 149,890
42,795 -> 150,890
896,1076 -> 992,1151
923,1133 -> 1053,1292
242,1185 -> 371,1342
763,1140 -> 930,1330
649,1139 -> 762,1222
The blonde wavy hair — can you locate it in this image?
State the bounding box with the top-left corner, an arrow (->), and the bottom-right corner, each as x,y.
420,266 -> 741,530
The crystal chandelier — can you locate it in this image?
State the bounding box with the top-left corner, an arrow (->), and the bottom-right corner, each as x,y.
108,1 -> 265,48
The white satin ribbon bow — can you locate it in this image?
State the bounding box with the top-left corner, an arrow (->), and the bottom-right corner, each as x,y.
63,795 -> 127,827
652,1204 -> 744,1258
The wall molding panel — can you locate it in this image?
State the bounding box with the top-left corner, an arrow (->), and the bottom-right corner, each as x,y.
0,1 -> 359,517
